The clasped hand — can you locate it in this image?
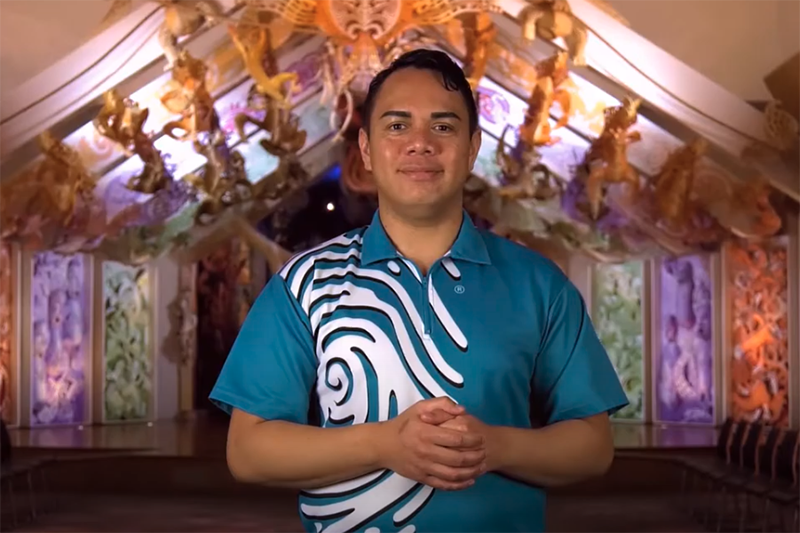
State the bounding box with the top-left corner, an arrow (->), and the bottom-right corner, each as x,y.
380,397 -> 489,491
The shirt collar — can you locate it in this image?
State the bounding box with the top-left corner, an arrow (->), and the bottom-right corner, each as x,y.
361,209 -> 491,266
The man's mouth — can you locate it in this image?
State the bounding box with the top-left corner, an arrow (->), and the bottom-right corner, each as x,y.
398,166 -> 443,181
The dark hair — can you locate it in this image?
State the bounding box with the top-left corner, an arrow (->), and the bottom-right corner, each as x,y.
361,49 -> 478,136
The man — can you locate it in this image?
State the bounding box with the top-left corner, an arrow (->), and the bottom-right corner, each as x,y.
210,49 -> 628,533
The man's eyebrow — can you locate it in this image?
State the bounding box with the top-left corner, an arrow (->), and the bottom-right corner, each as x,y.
431,111 -> 461,120
379,110 -> 411,119
378,110 -> 462,120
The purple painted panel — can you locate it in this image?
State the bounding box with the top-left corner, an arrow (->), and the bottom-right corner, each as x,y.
30,252 -> 90,426
655,255 -> 714,424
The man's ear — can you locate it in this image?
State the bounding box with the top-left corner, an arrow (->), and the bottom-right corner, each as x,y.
358,128 -> 372,171
468,128 -> 482,171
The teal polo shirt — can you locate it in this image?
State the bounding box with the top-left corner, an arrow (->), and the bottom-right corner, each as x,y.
210,210 -> 628,533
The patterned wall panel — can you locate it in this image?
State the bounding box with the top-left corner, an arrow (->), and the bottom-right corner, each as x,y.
30,252 -> 90,426
726,238 -> 789,426
194,239 -> 251,411
0,244 -> 17,424
102,261 -> 152,422
592,261 -> 645,420
655,255 -> 715,424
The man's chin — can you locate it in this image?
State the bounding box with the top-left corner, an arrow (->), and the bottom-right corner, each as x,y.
384,197 -> 462,221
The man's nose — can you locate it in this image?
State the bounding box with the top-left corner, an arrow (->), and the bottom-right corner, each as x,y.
404,130 -> 436,155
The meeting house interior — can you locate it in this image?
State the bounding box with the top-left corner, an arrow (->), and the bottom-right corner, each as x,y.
0,0 -> 798,531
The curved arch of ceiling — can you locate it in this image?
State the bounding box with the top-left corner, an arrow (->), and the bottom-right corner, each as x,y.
1,0 -> 796,100
0,0 -> 794,262
3,0 -> 797,203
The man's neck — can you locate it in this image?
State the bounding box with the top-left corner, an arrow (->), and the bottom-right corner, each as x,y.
378,204 -> 463,275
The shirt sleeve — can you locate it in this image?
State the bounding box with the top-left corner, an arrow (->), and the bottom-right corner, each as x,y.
531,281 -> 629,424
209,274 -> 317,424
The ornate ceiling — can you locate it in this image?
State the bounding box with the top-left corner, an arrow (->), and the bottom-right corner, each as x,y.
3,0 -> 797,100
0,0 -> 797,266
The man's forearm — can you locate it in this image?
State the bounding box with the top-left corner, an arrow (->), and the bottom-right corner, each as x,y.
487,415 -> 615,487
227,418 -> 387,490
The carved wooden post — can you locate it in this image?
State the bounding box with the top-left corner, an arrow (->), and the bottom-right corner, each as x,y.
177,262 -> 197,416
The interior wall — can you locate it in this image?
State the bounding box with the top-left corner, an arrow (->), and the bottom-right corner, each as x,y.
11,248 -> 181,427
608,0 -> 800,101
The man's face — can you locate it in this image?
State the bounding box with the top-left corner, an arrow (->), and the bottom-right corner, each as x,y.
358,68 -> 481,220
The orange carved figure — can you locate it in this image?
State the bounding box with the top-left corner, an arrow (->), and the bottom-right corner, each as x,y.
249,0 -> 500,138
581,97 -> 641,220
727,240 -> 789,426
517,50 -> 571,148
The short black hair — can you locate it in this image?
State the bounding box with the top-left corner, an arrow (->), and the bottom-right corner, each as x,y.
361,49 -> 478,136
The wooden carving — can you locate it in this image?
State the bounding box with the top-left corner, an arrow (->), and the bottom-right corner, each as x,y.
160,50 -> 222,145
518,0 -> 628,66
182,141 -> 253,225
727,239 -> 789,426
102,0 -> 224,70
249,0 -> 500,139
94,88 -> 171,194
0,244 -> 15,424
0,132 -> 98,248
460,12 -> 496,90
495,125 -> 561,202
652,138 -> 707,230
228,23 -> 299,110
581,96 -> 641,220
519,0 -> 588,66
517,50 -> 571,148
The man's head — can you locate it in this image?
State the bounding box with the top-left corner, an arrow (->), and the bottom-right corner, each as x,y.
358,49 -> 481,223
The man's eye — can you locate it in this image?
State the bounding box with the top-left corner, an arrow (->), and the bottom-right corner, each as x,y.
388,123 -> 406,131
434,124 -> 453,132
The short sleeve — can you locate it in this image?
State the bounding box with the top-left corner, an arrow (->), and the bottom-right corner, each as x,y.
209,274 -> 317,424
531,281 -> 629,424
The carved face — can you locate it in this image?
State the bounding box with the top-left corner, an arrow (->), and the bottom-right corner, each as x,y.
358,68 -> 481,221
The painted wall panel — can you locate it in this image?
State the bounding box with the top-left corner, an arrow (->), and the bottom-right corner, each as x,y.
30,252 -> 90,426
592,261 -> 644,420
102,261 -> 152,422
654,255 -> 715,424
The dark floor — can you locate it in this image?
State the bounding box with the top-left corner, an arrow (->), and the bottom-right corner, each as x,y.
9,417 -> 720,454
548,494 -> 703,532
10,493 -> 703,532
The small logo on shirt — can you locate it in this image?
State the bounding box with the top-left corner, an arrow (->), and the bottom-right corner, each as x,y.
454,284 -> 465,294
